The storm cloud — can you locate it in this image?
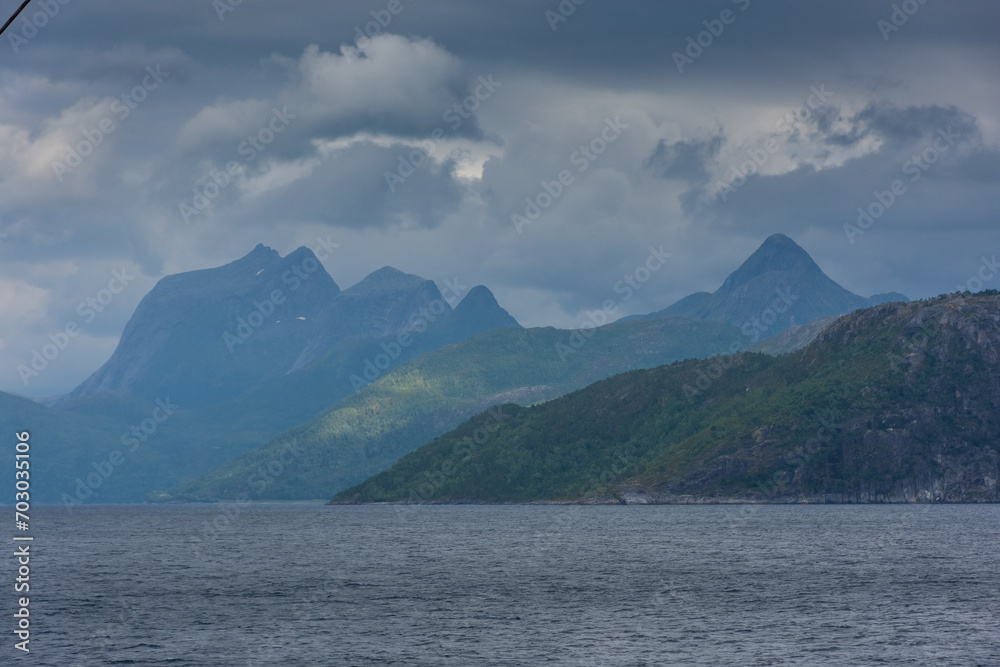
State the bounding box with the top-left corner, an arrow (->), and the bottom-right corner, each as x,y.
1,0 -> 998,396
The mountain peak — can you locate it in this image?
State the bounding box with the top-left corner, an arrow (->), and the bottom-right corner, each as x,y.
452,285 -> 521,330
345,266 -> 430,296
242,243 -> 280,263
720,234 -> 821,291
456,285 -> 500,309
646,233 -> 888,337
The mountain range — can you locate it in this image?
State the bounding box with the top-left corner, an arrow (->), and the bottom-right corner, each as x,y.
3,233 -> 913,503
5,246 -> 522,503
61,244 -> 519,409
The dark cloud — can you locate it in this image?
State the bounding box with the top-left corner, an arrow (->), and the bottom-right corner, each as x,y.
1,0 -> 998,395
854,103 -> 981,145
689,104 -> 1000,239
647,135 -> 723,184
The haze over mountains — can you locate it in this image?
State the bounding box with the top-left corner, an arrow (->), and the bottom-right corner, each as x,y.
166,316 -> 746,502
5,246 -> 523,503
167,233 -> 911,502
633,234 -> 908,339
61,244 -> 519,409
3,233 -> 917,504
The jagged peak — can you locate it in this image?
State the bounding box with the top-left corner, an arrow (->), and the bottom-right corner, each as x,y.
249,242 -> 277,256
234,243 -> 281,268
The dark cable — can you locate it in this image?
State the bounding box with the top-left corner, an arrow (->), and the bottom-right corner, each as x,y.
0,0 -> 34,39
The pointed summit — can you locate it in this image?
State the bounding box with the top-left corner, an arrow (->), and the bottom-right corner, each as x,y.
230,242 -> 281,274
643,234 -> 904,339
719,234 -> 822,292
455,285 -> 505,312
271,246 -> 340,294
242,243 -> 279,264
450,285 -> 521,334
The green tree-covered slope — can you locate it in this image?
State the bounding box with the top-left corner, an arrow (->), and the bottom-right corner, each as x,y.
166,317 -> 746,501
334,293 -> 1000,504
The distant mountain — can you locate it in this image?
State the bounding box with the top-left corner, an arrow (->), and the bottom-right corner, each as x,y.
14,237 -> 913,504
634,234 -> 907,339
7,246 -> 524,503
163,317 -> 747,502
61,246 -> 520,409
437,285 -> 521,342
63,244 -> 341,408
333,292 -> 1000,504
868,292 -> 910,306
293,266 -> 447,370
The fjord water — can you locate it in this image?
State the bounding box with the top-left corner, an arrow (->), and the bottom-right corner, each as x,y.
16,504 -> 1000,666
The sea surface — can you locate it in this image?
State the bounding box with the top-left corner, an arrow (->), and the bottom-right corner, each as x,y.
6,504 -> 999,666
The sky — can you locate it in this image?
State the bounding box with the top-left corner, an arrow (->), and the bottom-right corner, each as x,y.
1,0 -> 998,397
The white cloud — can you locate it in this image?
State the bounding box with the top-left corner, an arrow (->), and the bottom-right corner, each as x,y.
294,37 -> 465,133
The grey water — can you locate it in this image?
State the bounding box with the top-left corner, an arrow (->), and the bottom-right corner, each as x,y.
7,504 -> 999,666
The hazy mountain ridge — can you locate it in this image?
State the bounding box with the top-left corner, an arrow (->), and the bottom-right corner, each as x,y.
637,234 -> 908,337
155,233 -> 910,502
5,246 -> 522,503
4,234 -> 912,504
164,317 -> 747,501
333,292 -> 1000,504
61,246 -> 519,410
747,317 -> 839,356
